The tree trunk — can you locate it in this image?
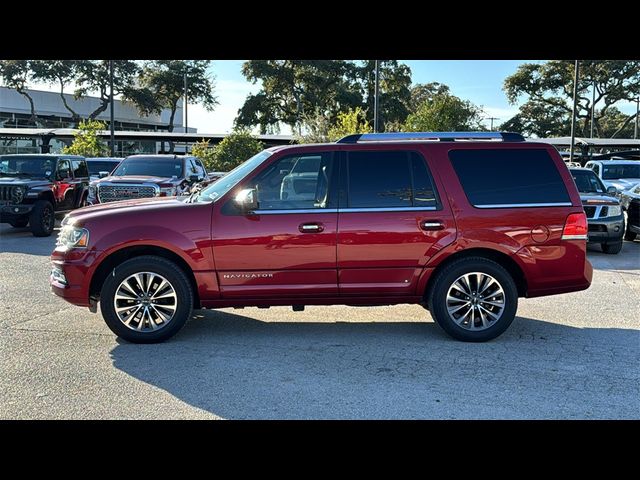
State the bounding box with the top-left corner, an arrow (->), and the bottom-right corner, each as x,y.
611,112 -> 638,138
17,87 -> 37,126
167,102 -> 177,153
89,98 -> 110,120
59,79 -> 80,125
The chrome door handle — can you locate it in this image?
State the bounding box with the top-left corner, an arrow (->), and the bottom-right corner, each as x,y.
299,222 -> 324,233
420,220 -> 444,231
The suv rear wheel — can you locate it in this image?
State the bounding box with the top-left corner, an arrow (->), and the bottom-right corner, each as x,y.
427,257 -> 518,342
100,255 -> 193,343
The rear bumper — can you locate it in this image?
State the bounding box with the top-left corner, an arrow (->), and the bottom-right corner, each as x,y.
587,215 -> 625,244
516,243 -> 593,298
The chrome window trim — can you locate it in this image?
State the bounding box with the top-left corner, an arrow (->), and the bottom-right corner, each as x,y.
475,202 -> 573,209
251,206 -> 438,215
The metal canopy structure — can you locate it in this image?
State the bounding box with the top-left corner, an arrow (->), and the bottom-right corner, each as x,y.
0,128 -> 295,153
527,137 -> 640,148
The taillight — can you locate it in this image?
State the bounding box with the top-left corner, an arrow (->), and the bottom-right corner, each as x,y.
562,212 -> 588,240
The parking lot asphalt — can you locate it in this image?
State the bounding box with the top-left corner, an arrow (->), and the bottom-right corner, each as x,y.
1,222 -> 639,419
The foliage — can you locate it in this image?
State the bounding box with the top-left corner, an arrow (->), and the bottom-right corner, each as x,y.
327,107 -> 372,141
30,60 -> 81,122
193,130 -> 264,172
0,60 -> 38,124
356,60 -> 412,129
502,60 -> 640,137
190,139 -> 217,171
409,82 -> 451,111
62,120 -> 108,157
404,91 -> 486,132
236,60 -> 413,134
294,110 -> 333,144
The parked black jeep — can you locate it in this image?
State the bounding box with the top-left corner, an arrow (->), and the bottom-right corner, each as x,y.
0,154 -> 89,237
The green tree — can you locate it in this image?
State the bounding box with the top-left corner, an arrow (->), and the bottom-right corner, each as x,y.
502,60 -> 640,137
190,139 -> 217,171
31,60 -> 81,123
210,130 -> 264,171
404,91 -> 486,132
74,60 -> 145,120
0,60 -> 39,125
62,120 -> 108,157
327,107 -> 372,141
236,60 -> 360,134
136,60 -> 217,152
409,82 -> 451,111
356,60 -> 412,129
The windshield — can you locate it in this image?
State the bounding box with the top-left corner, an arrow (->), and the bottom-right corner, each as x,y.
602,164 -> 640,180
195,150 -> 273,203
0,156 -> 56,177
571,170 -> 605,193
113,157 -> 183,177
87,160 -> 121,175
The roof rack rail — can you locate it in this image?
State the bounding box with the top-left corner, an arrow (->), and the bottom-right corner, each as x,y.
336,131 -> 525,144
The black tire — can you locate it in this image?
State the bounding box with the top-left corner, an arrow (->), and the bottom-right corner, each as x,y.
29,200 -> 54,237
601,241 -> 623,254
100,255 -> 194,343
9,218 -> 29,228
624,230 -> 637,241
427,257 -> 518,342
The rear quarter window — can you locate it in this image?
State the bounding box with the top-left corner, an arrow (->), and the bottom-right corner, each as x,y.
449,148 -> 571,207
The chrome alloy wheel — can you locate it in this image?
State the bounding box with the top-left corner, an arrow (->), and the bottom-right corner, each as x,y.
113,272 -> 178,332
445,272 -> 505,331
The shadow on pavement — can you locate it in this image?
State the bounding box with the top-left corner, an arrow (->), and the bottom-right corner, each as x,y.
110,309 -> 639,419
0,223 -> 60,256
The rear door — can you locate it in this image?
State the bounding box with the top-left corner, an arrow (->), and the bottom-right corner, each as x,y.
336,148 -> 456,296
53,159 -> 75,210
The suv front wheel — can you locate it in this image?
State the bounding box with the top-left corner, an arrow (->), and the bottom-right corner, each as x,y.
427,257 -> 518,342
100,255 -> 194,343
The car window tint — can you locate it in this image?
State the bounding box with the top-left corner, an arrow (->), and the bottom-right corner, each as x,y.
449,149 -> 570,206
71,159 -> 88,178
347,151 -> 412,208
410,152 -> 438,207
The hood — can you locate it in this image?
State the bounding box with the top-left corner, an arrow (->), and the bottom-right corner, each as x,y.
603,178 -> 640,191
579,193 -> 620,205
97,175 -> 178,185
66,196 -> 190,225
0,176 -> 51,188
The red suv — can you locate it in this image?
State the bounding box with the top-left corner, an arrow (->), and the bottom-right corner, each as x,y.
50,132 -> 592,343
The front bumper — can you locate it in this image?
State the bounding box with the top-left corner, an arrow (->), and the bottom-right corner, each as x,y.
587,215 -> 625,244
50,246 -> 103,307
0,203 -> 34,221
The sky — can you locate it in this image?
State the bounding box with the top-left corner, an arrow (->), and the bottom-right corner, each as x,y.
20,60 -> 638,134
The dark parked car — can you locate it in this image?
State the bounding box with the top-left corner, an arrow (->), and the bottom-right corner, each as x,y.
87,154 -> 206,204
569,168 -> 625,254
85,157 -> 123,181
51,132 -> 592,343
619,182 -> 640,241
1,154 -> 89,236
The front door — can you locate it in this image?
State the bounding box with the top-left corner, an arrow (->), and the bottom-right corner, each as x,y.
212,151 -> 338,298
337,149 -> 456,296
53,159 -> 75,211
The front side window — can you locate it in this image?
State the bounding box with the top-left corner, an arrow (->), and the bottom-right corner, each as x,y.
247,153 -> 334,210
346,150 -> 438,209
57,160 -> 72,179
449,148 -> 571,207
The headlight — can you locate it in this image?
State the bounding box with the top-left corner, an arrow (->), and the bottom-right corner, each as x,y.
159,187 -> 176,197
88,185 -> 96,198
11,186 -> 25,203
56,225 -> 90,249
607,205 -> 622,217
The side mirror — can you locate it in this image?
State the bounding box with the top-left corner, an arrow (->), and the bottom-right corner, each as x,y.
234,188 -> 258,212
606,186 -> 618,195
188,174 -> 200,183
98,171 -> 109,179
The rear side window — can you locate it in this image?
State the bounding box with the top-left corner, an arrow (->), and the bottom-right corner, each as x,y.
71,159 -> 88,178
347,151 -> 438,208
449,149 -> 570,207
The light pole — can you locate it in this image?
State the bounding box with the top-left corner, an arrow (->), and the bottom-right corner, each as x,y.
590,80 -> 596,138
569,60 -> 580,163
635,96 -> 639,139
373,60 -> 380,133
183,72 -> 188,133
486,117 -> 498,131
109,60 -> 115,156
